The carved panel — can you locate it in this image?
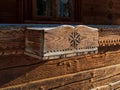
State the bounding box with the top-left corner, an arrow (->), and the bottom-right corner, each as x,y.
99,28 -> 120,46
68,31 -> 81,48
0,27 -> 25,56
26,25 -> 99,60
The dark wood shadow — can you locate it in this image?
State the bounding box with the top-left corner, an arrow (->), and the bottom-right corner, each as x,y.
0,54 -> 44,88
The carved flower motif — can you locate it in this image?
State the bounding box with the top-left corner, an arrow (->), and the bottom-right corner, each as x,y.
68,31 -> 80,48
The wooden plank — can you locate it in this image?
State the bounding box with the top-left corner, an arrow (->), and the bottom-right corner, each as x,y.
92,74 -> 120,88
92,64 -> 120,82
0,51 -> 120,88
1,64 -> 120,90
1,50 -> 120,75
0,28 -> 25,55
91,85 -> 110,90
91,81 -> 120,90
110,81 -> 120,90
0,69 -> 93,89
0,55 -> 41,70
91,64 -> 120,88
51,80 -> 92,90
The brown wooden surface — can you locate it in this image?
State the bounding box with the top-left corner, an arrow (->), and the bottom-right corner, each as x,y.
1,61 -> 120,90
75,25 -> 98,48
0,26 -> 120,89
1,0 -> 120,24
0,50 -> 120,89
44,25 -> 98,59
25,29 -> 44,57
0,0 -> 23,23
0,28 -> 25,55
99,28 -> 120,47
81,0 -> 120,24
44,25 -> 98,51
26,25 -> 98,60
44,26 -> 74,52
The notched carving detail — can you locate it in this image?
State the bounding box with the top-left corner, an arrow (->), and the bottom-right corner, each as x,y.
68,31 -> 80,48
0,29 -> 25,56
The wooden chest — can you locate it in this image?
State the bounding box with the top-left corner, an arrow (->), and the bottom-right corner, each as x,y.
25,25 -> 99,60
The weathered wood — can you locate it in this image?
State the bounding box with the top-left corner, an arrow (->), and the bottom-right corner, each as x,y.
0,25 -> 120,90
99,28 -> 120,47
1,64 -> 120,90
0,55 -> 41,70
93,75 -> 120,89
2,0 -> 120,24
93,85 -> 110,90
51,80 -> 92,90
25,29 -> 44,58
81,0 -> 120,24
92,81 -> 120,90
26,25 -> 98,60
0,70 -> 93,90
0,44 -> 120,89
0,50 -> 120,88
0,28 -> 25,56
110,81 -> 120,90
92,64 -> 120,88
1,49 -> 120,84
92,64 -> 120,82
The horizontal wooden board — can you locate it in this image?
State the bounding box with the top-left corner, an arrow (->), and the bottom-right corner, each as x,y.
1,64 -> 120,90
0,29 -> 25,55
0,50 -> 120,88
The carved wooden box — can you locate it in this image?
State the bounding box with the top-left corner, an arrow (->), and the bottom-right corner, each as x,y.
25,25 -> 99,60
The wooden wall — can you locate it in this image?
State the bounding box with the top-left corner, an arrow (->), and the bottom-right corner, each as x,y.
0,0 -> 18,23
1,0 -> 120,24
81,0 -> 120,24
0,50 -> 120,90
0,0 -> 25,23
0,27 -> 120,89
0,28 -> 25,55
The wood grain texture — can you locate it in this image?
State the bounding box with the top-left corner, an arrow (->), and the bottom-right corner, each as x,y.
75,25 -> 98,49
44,25 -> 74,57
0,28 -> 25,55
1,63 -> 120,90
44,25 -> 98,59
99,28 -> 120,46
0,25 -> 120,90
26,25 -> 98,60
25,29 -> 44,58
